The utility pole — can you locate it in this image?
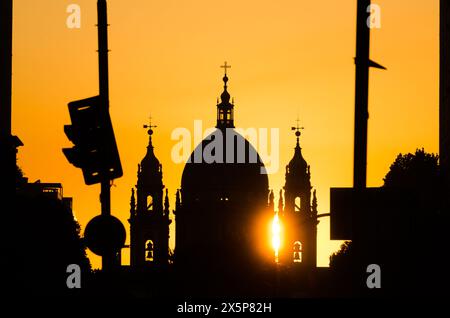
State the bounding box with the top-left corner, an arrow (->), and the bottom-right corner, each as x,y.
97,0 -> 114,271
64,0 -> 124,271
353,0 -> 386,188
440,0 -> 450,211
353,0 -> 371,189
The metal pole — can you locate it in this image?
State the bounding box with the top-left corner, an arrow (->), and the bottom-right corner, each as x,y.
440,0 -> 450,210
353,0 -> 371,189
97,0 -> 114,270
98,0 -> 109,100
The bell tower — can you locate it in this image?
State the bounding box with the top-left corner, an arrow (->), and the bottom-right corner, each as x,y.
281,121 -> 318,268
129,120 -> 172,267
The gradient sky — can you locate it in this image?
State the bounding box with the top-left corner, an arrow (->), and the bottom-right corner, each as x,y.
12,0 -> 438,268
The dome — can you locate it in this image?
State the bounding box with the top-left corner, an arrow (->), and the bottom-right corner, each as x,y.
181,129 -> 268,202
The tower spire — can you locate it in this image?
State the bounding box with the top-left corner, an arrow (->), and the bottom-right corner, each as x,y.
216,62 -> 235,129
164,188 -> 170,216
269,189 -> 274,210
130,188 -> 136,217
278,189 -> 284,212
220,61 -> 231,93
138,116 -> 162,191
284,118 -> 316,267
130,116 -> 170,267
220,61 -> 231,99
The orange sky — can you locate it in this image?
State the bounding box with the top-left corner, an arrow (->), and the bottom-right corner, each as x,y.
11,0 -> 438,268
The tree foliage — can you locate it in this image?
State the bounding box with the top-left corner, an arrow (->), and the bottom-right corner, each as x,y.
6,164 -> 91,296
383,148 -> 439,189
329,241 -> 352,269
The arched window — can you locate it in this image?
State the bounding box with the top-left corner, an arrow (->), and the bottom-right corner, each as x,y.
145,240 -> 154,262
295,197 -> 301,212
293,241 -> 302,263
147,195 -> 153,211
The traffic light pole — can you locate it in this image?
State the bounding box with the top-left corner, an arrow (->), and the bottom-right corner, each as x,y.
64,0 -> 122,269
353,0 -> 371,189
97,0 -> 115,271
98,0 -> 109,99
100,180 -> 115,270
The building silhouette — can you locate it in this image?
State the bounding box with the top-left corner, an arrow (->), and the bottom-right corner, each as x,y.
129,125 -> 172,268
126,68 -> 321,296
175,71 -> 272,274
279,127 -> 318,268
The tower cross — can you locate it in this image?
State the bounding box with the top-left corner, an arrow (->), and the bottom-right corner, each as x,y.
291,118 -> 304,136
220,61 -> 231,75
143,115 -> 157,130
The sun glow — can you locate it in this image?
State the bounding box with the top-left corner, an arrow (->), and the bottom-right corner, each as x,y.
272,213 -> 281,263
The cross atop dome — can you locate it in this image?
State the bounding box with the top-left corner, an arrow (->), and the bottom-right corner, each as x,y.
220,61 -> 231,90
216,62 -> 235,129
220,61 -> 231,76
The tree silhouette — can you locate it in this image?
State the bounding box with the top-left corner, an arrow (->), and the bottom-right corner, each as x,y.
329,241 -> 353,269
383,148 -> 439,188
4,164 -> 91,299
383,148 -> 441,217
328,241 -> 354,296
381,148 -> 444,296
328,149 -> 441,297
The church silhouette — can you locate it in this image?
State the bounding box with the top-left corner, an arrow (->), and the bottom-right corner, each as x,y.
127,65 -> 319,296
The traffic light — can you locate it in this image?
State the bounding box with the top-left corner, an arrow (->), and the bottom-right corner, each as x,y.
63,95 -> 122,185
